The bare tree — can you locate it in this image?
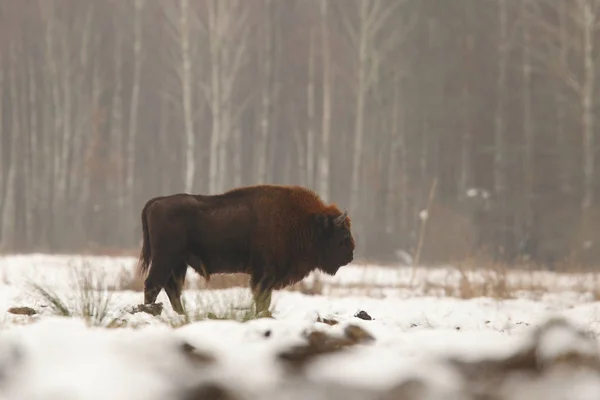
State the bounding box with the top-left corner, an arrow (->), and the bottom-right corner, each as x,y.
306,28 -> 316,188
1,42 -> 19,250
125,0 -> 144,232
255,0 -> 275,185
180,0 -> 196,193
342,0 -> 405,231
494,0 -> 509,201
206,0 -> 250,193
317,0 -> 332,201
522,0 -> 535,228
528,0 -> 600,211
110,11 -> 125,213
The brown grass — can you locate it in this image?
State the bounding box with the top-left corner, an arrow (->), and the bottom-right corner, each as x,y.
25,244 -> 600,302
105,259 -> 600,302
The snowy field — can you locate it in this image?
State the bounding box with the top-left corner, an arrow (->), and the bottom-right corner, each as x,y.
1,254 -> 600,399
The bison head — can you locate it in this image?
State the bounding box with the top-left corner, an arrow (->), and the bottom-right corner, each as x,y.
314,209 -> 355,275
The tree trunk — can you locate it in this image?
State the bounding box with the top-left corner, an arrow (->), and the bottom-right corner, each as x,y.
556,1 -> 572,195
580,0 -> 595,211
256,0 -> 273,184
349,0 -> 370,224
27,56 -> 39,247
110,26 -> 125,212
317,0 -> 331,202
494,0 -> 508,199
208,0 -> 222,193
459,35 -> 473,199
0,67 -> 3,232
385,71 -> 401,233
306,28 -> 316,189
1,43 -> 19,250
522,0 -> 534,227
180,0 -> 196,193
126,0 -> 143,243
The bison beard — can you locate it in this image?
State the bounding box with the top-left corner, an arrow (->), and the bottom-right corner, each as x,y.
136,184 -> 355,315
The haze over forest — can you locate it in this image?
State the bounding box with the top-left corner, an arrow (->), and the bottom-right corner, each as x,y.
0,0 -> 599,267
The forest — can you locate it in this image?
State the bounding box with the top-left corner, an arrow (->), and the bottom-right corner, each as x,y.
0,0 -> 599,268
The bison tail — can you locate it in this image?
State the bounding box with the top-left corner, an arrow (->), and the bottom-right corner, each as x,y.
136,200 -> 152,277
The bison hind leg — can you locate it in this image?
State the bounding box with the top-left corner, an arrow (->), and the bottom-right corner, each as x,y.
164,264 -> 187,315
143,253 -> 182,307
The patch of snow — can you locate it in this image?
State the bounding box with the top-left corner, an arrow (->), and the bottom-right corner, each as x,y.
0,254 -> 600,399
535,320 -> 598,364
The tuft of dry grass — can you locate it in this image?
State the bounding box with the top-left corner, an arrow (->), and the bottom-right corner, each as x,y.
27,264 -> 123,327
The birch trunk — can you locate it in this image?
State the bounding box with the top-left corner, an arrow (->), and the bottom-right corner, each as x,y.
306,28 -> 316,189
580,0 -> 595,211
459,36 -> 473,199
256,0 -> 273,184
180,0 -> 196,193
19,53 -> 31,247
60,33 -> 72,216
233,127 -> 242,187
126,0 -> 143,241
317,0 -> 331,202
494,0 -> 508,200
1,43 -> 19,250
208,0 -> 222,193
522,0 -> 534,226
399,110 -> 409,232
556,1 -> 572,195
27,56 -> 38,245
158,94 -> 169,194
385,71 -> 401,233
42,1 -> 65,232
349,0 -> 369,220
71,7 -> 94,242
110,26 -> 125,210
0,68 -> 3,222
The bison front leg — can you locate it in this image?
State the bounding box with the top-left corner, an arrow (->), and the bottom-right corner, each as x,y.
250,274 -> 275,316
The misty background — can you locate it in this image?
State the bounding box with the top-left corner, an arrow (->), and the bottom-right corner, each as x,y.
0,0 -> 599,268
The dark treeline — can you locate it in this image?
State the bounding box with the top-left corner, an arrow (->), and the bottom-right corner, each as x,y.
1,0 -> 599,267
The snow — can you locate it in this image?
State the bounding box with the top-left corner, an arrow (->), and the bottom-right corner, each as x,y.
1,254 -> 600,399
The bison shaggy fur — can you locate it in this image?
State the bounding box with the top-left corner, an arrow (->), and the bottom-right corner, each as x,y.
136,184 -> 355,314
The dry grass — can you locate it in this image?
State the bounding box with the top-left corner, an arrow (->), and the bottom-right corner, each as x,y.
105,258 -> 600,302
26,264 -> 124,328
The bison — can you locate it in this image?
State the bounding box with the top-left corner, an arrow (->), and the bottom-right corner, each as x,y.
136,184 -> 355,315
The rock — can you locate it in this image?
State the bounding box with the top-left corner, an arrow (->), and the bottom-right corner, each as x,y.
317,315 -> 339,325
344,324 -> 375,343
7,307 -> 37,316
129,302 -> 163,316
354,310 -> 372,320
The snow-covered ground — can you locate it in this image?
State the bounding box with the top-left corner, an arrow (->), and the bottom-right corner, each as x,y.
1,254 -> 600,399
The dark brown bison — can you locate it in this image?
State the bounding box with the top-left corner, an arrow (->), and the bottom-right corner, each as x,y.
136,184 -> 355,315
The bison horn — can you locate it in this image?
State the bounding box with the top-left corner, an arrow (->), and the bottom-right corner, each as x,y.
334,209 -> 348,226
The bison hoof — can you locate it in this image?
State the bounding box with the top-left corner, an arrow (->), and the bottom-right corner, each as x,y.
257,310 -> 274,319
130,302 -> 164,316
